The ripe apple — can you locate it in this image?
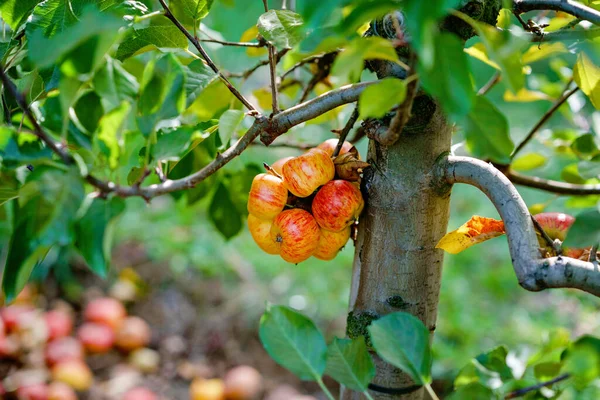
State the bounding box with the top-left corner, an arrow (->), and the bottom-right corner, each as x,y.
224,365 -> 263,400
51,359 -> 93,391
77,322 -> 115,353
115,316 -> 151,352
248,215 -> 280,255
316,139 -> 355,157
190,378 -> 225,400
48,382 -> 77,400
312,180 -> 364,232
313,227 -> 351,261
281,149 -> 335,198
123,387 -> 158,400
45,337 -> 84,366
84,297 -> 126,331
1,305 -> 34,332
45,310 -> 73,341
269,157 -> 294,176
247,173 -> 288,220
16,383 -> 49,400
533,212 -> 586,257
271,209 -> 320,263
129,348 -> 160,373
0,334 -> 21,358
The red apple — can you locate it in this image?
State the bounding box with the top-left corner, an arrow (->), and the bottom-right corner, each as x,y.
533,212 -> 575,241
115,316 -> 151,352
313,227 -> 351,261
48,382 -> 77,400
45,310 -> 73,341
316,139 -> 355,157
84,297 -> 126,331
190,378 -> 225,400
51,360 -> 93,391
123,387 -> 158,400
270,209 -> 320,264
282,149 -> 335,198
0,334 -> 21,358
248,215 -> 280,255
16,383 -> 49,400
1,305 -> 35,332
45,337 -> 84,366
77,323 -> 115,353
224,365 -> 263,400
247,173 -> 288,220
269,157 -> 294,176
312,180 -> 364,232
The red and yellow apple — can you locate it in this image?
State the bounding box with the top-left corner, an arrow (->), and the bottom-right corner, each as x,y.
45,310 -> 73,341
115,316 -> 151,352
314,227 -> 351,261
48,382 -> 77,400
269,157 -> 294,176
190,378 -> 226,400
316,139 -> 355,157
51,359 -> 93,391
281,149 -> 335,198
77,322 -> 115,353
16,383 -> 49,400
271,209 -> 320,263
248,215 -> 280,255
224,365 -> 263,400
312,180 -> 364,232
247,173 -> 288,220
84,297 -> 126,331
533,212 -> 585,257
45,337 -> 84,366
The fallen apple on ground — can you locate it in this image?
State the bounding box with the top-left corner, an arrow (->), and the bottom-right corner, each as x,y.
77,322 -> 115,353
84,297 -> 126,331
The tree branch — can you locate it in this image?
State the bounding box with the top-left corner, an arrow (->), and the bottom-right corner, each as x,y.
440,156 -> 600,297
262,0 -> 279,114
506,169 -> 600,195
511,84 -> 578,159
333,107 -> 359,157
505,374 -> 570,399
529,27 -> 600,42
513,0 -> 600,25
478,71 -> 501,96
199,38 -> 264,48
157,0 -> 258,113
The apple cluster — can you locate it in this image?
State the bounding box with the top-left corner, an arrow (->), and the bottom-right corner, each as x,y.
247,139 -> 367,263
0,286 -> 157,400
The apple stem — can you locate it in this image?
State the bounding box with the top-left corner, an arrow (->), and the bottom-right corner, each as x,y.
530,215 -> 559,253
263,162 -> 283,180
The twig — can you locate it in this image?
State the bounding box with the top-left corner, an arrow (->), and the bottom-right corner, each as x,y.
504,373 -> 570,399
506,170 -> 600,195
513,0 -> 600,25
251,140 -> 315,150
262,0 -> 279,113
478,71 -> 502,96
530,214 -> 560,254
227,48 -> 289,80
333,107 -> 359,157
510,83 -> 578,159
157,0 -> 257,113
199,38 -> 264,48
297,52 -> 338,103
590,244 -> 598,264
280,51 -> 339,82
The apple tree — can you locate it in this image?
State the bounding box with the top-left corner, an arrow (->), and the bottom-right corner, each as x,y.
1,0 -> 600,399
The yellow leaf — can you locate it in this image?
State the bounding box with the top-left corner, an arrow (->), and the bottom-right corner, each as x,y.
522,43 -> 568,65
252,87 -> 272,111
436,216 -> 506,254
464,43 -> 500,70
240,26 -> 267,58
503,88 -> 551,102
574,51 -> 600,109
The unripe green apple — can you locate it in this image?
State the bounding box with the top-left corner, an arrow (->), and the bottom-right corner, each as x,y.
312,180 -> 364,232
248,215 -> 280,255
271,209 -> 320,263
247,173 -> 288,220
314,227 -> 351,261
282,149 -> 335,198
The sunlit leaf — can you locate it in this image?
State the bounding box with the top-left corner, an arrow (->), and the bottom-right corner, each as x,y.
218,110 -> 245,145
522,42 -> 568,65
257,10 -> 304,49
96,102 -> 132,170
511,153 -> 547,171
0,0 -> 38,30
170,0 -> 214,27
574,51 -> 600,109
332,37 -> 400,84
358,77 -> 406,119
436,216 -> 506,254
115,16 -> 188,61
503,88 -> 551,102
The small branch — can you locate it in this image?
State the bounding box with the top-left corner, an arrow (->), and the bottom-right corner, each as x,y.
157,0 -> 257,113
333,107 -> 359,157
199,38 -> 264,48
478,71 -> 501,96
227,48 -> 289,80
280,51 -> 340,82
506,169 -> 600,195
297,52 -> 338,103
510,84 -> 578,159
262,0 -> 279,114
251,139 -> 315,150
530,214 -> 561,254
505,374 -> 570,399
441,156 -> 600,297
513,0 -> 600,25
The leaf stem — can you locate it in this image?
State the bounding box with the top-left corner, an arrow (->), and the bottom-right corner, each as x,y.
424,383 -> 440,400
316,377 -> 335,400
362,390 -> 375,400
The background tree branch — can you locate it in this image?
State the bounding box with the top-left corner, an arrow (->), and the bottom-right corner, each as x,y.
441,156 -> 600,297
506,170 -> 600,195
513,0 -> 600,25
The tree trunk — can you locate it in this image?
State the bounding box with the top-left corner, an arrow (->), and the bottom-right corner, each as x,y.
342,97 -> 452,400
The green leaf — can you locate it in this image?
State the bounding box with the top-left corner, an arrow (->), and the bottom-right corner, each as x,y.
368,312 -> 431,385
454,346 -> 513,389
226,164 -> 262,216
73,91 -> 104,134
325,337 -> 375,392
571,133 -> 600,158
137,54 -> 186,137
419,33 -> 475,119
561,163 -> 586,184
462,96 -> 514,164
93,57 -> 140,111
511,153 -> 547,171
3,167 -> 84,301
563,336 -> 600,390
574,51 -> 600,109
332,37 -> 400,84
170,0 -> 214,27
0,0 -> 38,30
153,125 -> 210,162
259,305 -> 327,381
74,196 -> 126,277
0,175 -> 18,207
218,110 -> 245,145
579,159 -> 600,180
26,0 -> 86,37
184,60 -> 218,107
564,209 -> 600,247
0,126 -> 53,167
359,78 -> 406,119
115,15 -> 188,61
446,383 -> 494,400
336,1 -> 400,36
257,10 -> 304,49
209,181 -> 243,239
96,101 -> 132,169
